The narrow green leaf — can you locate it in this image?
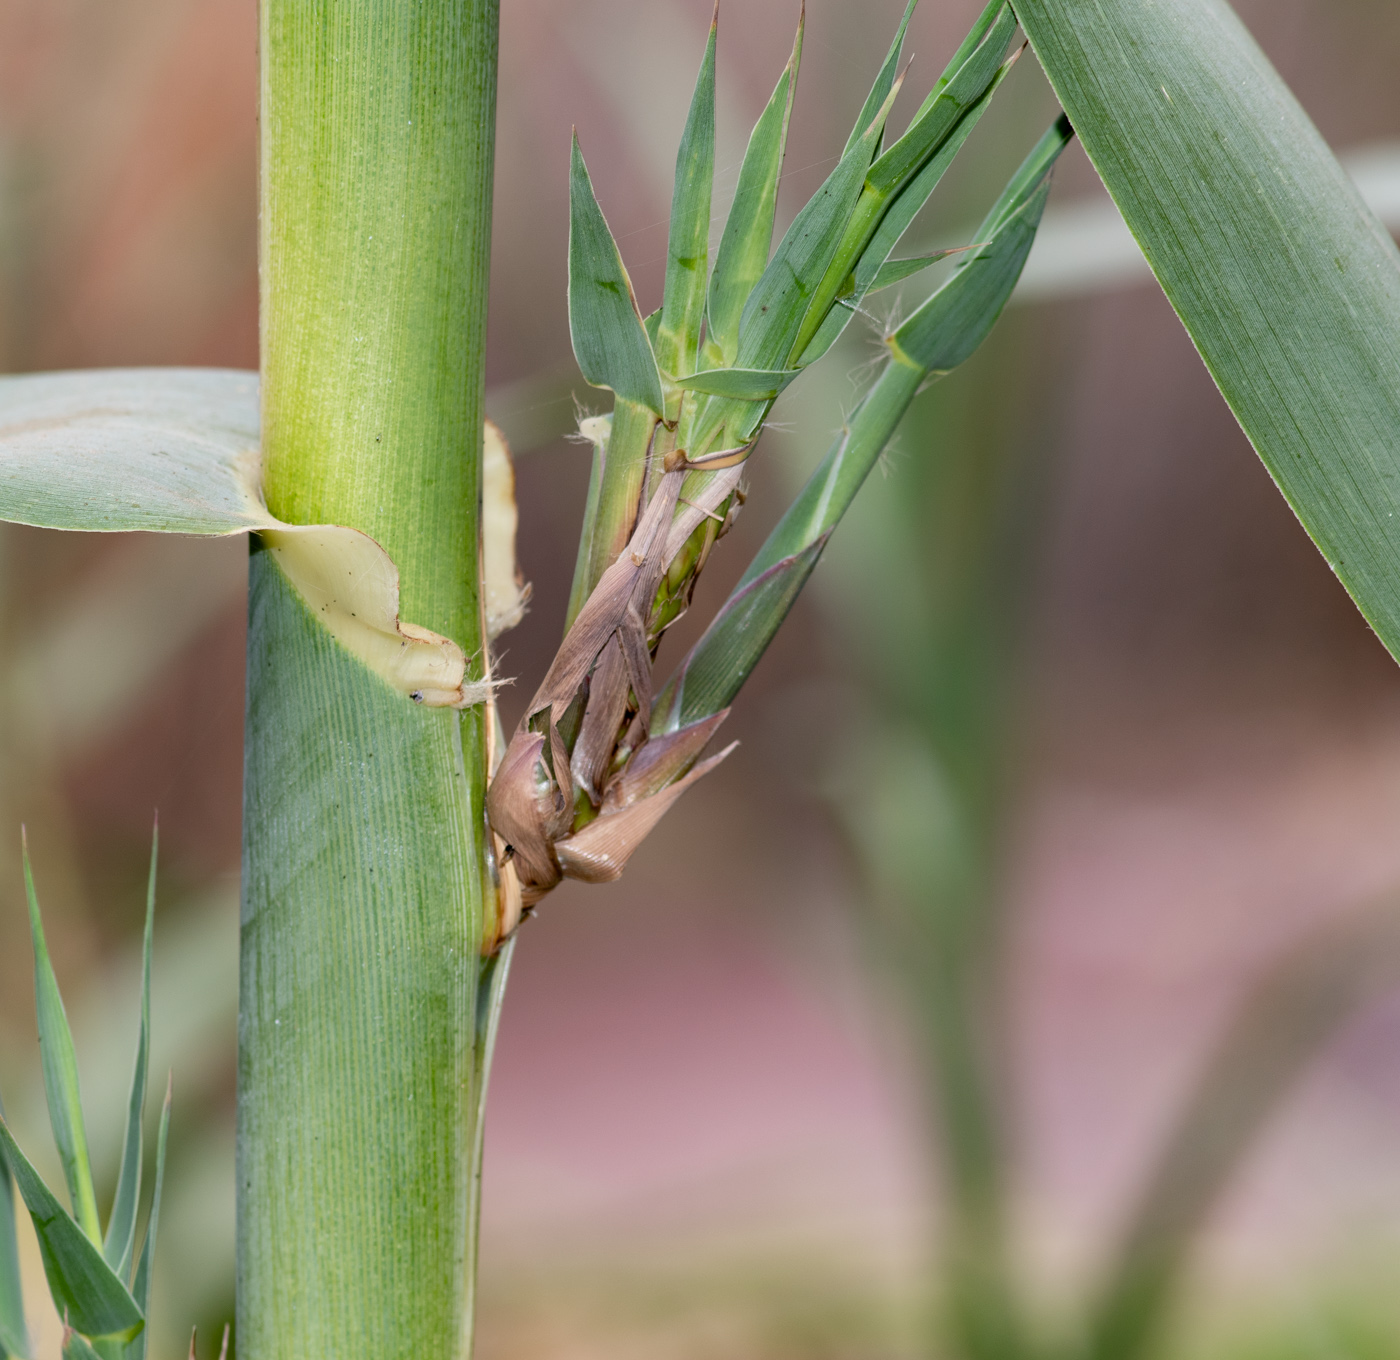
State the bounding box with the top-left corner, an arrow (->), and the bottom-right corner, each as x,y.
796,78 -> 1002,367
867,2 -> 1015,196
103,826 -> 157,1280
568,135 -> 665,416
731,356 -> 927,591
706,13 -> 803,367
866,251 -> 962,292
794,7 -> 1017,365
566,398 -> 659,625
734,75 -> 896,373
0,1123 -> 143,1344
918,0 -> 1010,114
655,538 -> 830,731
566,415 -> 609,630
0,1102 -> 29,1360
1014,0 -> 1400,664
22,836 -> 101,1245
654,12 -> 716,382
657,122 -> 1067,733
682,65 -> 902,458
122,1079 -> 170,1360
842,0 -> 917,158
463,940 -> 515,1334
675,368 -> 799,401
61,1331 -> 103,1360
891,116 -> 1069,373
0,369 -> 262,536
852,56 -> 1011,289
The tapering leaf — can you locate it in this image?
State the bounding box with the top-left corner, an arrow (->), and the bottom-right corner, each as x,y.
0,1102 -> 28,1360
867,2 -> 1015,196
734,77 -> 898,375
0,1123 -> 143,1343
706,13 -> 802,366
1015,0 -> 1400,665
891,117 -> 1070,373
915,0 -> 1010,116
103,826 -> 157,1280
676,368 -> 800,401
568,136 -> 665,416
122,1079 -> 170,1360
842,0 -> 917,158
850,74 -> 1001,292
795,116 -> 993,367
655,537 -> 829,731
867,251 -> 962,292
22,837 -> 101,1244
654,12 -> 716,382
795,10 -> 1016,366
657,120 -> 1068,734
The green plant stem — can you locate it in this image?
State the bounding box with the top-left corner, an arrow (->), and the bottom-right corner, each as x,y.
567,398 -> 658,627
241,4 -> 499,1358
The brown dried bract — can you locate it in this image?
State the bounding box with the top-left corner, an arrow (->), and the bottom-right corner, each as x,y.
485,466 -> 737,931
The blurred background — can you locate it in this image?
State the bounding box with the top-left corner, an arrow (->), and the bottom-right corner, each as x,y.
2,0 -> 1400,1356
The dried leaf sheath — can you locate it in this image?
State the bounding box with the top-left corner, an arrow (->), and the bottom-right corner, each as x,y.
556,741 -> 737,883
488,468 -> 724,904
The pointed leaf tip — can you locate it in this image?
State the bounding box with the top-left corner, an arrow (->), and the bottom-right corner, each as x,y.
104,823 -> 158,1278
22,840 -> 101,1246
890,117 -> 1068,373
656,3 -> 718,381
568,137 -> 666,415
843,0 -> 919,158
705,7 -> 802,365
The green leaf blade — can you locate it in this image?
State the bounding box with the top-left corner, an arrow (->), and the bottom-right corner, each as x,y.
795,75 -> 1002,368
890,115 -> 1070,373
1014,0 -> 1400,663
792,3 -> 1016,369
22,839 -> 101,1246
568,136 -> 665,416
0,1123 -> 143,1344
655,14 -> 717,383
842,0 -> 917,158
121,1079 -> 170,1360
675,368 -> 799,401
866,1 -> 1015,197
658,121 -> 1067,733
734,78 -> 895,374
657,537 -> 830,731
866,251 -> 962,293
706,15 -> 802,367
682,69 -> 899,457
0,369 -> 264,536
103,827 -> 158,1280
0,1105 -> 29,1360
